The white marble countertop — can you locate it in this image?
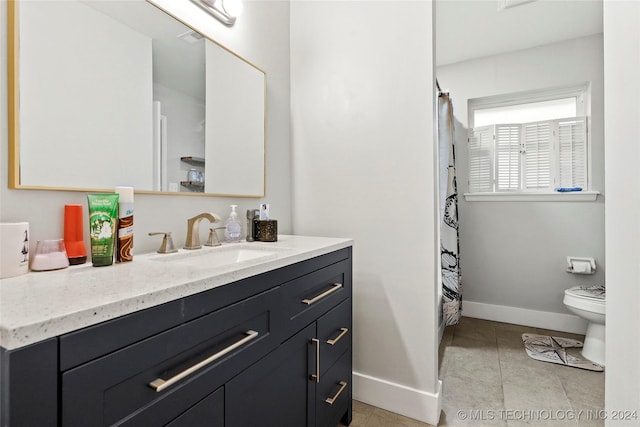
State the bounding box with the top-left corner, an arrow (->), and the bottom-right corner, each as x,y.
0,235 -> 352,350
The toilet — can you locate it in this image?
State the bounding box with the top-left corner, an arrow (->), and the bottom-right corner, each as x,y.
563,285 -> 606,366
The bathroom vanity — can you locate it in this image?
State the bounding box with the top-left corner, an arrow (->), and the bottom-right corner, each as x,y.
0,236 -> 353,427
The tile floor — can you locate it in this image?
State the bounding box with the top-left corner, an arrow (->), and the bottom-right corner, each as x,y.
344,317 -> 605,427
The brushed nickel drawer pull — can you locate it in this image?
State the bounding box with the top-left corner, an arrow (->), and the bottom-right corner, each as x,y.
149,330 -> 259,392
326,327 -> 349,345
325,381 -> 348,404
310,338 -> 320,383
301,283 -> 342,305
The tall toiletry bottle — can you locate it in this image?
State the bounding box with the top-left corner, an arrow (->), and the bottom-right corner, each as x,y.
64,204 -> 87,265
225,205 -> 242,243
87,194 -> 119,267
115,186 -> 134,262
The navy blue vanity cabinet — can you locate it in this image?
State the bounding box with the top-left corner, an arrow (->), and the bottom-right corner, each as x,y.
227,256 -> 353,427
0,338 -> 59,427
0,247 -> 353,427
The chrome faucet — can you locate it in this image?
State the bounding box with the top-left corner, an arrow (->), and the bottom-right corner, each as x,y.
185,212 -> 222,250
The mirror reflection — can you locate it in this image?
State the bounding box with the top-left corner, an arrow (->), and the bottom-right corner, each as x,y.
10,0 -> 265,197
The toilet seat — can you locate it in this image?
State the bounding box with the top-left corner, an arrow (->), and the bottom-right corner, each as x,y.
564,285 -> 605,315
566,285 -> 605,300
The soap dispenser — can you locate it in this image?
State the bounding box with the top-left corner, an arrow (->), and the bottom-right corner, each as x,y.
224,205 -> 242,243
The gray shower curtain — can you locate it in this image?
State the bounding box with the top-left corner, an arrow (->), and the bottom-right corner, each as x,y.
438,92 -> 461,326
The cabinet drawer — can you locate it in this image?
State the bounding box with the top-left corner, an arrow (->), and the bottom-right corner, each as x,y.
317,351 -> 351,427
280,259 -> 351,337
318,298 -> 351,376
62,288 -> 279,427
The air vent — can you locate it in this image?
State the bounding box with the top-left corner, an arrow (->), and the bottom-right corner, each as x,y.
498,0 -> 537,10
177,30 -> 204,44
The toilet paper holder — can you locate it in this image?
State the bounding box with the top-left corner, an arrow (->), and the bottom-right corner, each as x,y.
566,256 -> 596,274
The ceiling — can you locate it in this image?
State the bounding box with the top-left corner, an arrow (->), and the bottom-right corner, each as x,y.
435,0 -> 603,66
83,0 -> 603,91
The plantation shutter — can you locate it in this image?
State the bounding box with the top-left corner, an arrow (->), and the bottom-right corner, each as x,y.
495,124 -> 521,191
468,126 -> 494,193
467,115 -> 588,194
523,121 -> 552,189
557,117 -> 587,188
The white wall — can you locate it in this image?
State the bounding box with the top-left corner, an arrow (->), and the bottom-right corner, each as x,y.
1,0 -> 291,254
290,1 -> 441,424
603,1 -> 640,423
437,35 -> 605,333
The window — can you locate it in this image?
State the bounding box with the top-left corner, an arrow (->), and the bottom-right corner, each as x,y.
467,86 -> 593,198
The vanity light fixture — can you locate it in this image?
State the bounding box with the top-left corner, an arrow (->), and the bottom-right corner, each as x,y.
191,0 -> 243,26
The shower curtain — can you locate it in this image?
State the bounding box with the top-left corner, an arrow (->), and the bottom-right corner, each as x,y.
438,92 -> 462,326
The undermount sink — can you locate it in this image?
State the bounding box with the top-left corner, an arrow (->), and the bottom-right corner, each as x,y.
145,243 -> 286,268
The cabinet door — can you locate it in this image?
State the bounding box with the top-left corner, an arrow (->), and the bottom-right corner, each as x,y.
0,339 -> 58,427
226,323 -> 316,427
164,387 -> 224,427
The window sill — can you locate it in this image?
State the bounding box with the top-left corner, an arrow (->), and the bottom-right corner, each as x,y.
463,191 -> 600,202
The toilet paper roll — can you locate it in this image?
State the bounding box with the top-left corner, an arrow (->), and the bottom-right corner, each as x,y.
571,260 -> 592,274
0,222 -> 30,279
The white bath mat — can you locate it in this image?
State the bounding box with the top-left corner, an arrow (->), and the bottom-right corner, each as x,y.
522,333 -> 604,372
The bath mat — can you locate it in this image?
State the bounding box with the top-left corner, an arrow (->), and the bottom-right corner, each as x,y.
522,333 -> 603,372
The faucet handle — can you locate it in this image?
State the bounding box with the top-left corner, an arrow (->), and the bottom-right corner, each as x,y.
148,232 -> 178,254
205,227 -> 225,247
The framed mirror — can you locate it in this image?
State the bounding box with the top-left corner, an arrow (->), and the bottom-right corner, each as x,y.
8,0 -> 266,197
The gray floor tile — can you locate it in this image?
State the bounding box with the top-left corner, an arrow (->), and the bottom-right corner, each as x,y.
447,335 -> 502,386
441,374 -> 506,426
501,359 -> 574,412
494,322 -> 538,335
343,317 -> 604,427
367,408 -> 435,427
569,402 -> 605,427
453,316 -> 497,344
507,418 -> 578,426
439,326 -> 455,380
346,400 -> 376,426
554,365 -> 605,408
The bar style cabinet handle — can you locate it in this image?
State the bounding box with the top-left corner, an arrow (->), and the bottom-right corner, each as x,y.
301,283 -> 342,305
149,330 -> 259,392
310,338 -> 320,383
326,327 -> 349,346
325,381 -> 348,405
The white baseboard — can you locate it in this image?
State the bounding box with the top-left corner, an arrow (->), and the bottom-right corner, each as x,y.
352,372 -> 442,426
462,300 -> 588,335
